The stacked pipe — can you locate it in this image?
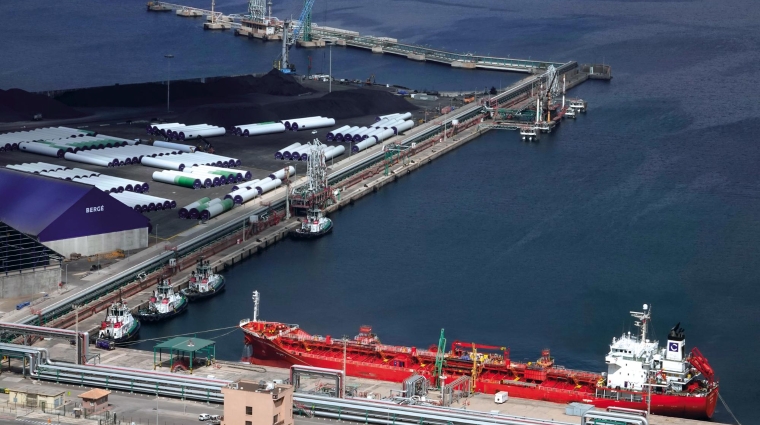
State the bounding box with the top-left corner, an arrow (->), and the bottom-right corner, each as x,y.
226,181 -> 261,205
0,126 -> 96,151
147,123 -> 226,140
152,167 -> 240,189
141,152 -> 241,172
68,173 -> 149,193
185,165 -> 250,182
178,197 -> 235,220
280,116 -> 336,131
326,125 -> 351,142
275,143 -> 300,160
152,171 -> 203,189
233,122 -> 287,137
110,192 -> 176,212
39,168 -> 101,180
375,112 -> 413,122
5,162 -> 69,174
179,197 -> 211,218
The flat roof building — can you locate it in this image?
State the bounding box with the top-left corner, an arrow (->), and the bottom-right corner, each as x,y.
221,380 -> 293,425
8,385 -> 64,411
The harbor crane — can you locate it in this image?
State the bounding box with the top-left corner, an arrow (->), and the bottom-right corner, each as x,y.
274,0 -> 316,73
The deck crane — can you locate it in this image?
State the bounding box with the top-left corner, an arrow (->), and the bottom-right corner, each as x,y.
432,329 -> 446,390
274,0 -> 316,73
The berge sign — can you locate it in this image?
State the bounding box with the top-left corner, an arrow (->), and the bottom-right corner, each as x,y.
86,205 -> 105,213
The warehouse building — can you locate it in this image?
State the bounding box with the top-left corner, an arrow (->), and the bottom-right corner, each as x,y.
0,220 -> 63,298
0,169 -> 150,258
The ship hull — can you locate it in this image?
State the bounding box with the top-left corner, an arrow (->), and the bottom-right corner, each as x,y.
290,221 -> 333,240
241,329 -> 718,420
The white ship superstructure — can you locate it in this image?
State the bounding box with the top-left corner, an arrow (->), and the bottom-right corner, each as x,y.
605,305 -> 699,393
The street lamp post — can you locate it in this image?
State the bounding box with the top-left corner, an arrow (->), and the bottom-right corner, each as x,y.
164,54 -> 174,113
329,44 -> 332,93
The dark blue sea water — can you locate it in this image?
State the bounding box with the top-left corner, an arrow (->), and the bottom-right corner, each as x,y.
3,0 -> 760,422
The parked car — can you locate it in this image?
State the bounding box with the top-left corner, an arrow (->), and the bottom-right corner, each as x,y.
210,415 -> 221,420
199,414 -> 211,421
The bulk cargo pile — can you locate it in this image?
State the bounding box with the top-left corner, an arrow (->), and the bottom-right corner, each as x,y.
0,89 -> 89,122
179,89 -> 417,129
54,69 -> 311,108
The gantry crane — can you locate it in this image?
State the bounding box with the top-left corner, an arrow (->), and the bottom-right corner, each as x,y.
274,0 -> 316,73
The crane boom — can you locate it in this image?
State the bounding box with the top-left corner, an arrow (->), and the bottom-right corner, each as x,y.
276,0 -> 316,73
451,340 -> 506,351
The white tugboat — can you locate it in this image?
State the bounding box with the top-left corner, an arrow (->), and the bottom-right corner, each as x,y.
134,279 -> 188,322
569,98 -> 587,113
181,258 -> 225,301
292,207 -> 333,239
95,299 -> 140,349
520,125 -> 540,141
565,107 -> 577,119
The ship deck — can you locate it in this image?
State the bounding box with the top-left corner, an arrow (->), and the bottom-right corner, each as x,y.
22,340 -> 723,425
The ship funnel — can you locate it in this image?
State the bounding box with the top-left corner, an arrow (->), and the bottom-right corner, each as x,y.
666,322 -> 685,361
252,290 -> 260,322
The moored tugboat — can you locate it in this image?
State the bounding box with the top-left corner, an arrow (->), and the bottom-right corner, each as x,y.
95,299 -> 140,349
135,279 -> 188,322
291,207 -> 333,239
181,258 -> 225,301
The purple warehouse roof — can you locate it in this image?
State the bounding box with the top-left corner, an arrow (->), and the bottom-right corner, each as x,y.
0,169 -> 150,242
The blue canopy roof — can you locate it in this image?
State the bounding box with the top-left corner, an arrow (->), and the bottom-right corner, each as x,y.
0,169 -> 150,241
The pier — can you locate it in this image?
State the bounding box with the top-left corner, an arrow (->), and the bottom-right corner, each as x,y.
145,1 -> 613,75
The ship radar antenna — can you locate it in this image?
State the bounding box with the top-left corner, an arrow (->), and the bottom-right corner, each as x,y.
630,303 -> 651,341
252,290 -> 260,322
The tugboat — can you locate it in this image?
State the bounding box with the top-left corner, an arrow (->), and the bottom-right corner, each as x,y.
95,299 -> 140,349
291,207 -> 333,239
520,125 -> 540,142
181,258 -> 225,301
134,279 -> 188,322
565,107 -> 577,119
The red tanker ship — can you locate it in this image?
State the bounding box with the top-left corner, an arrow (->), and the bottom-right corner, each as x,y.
240,298 -> 718,420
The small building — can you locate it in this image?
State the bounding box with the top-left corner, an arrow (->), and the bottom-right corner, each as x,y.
153,336 -> 216,373
8,386 -> 64,411
78,388 -> 111,407
221,381 -> 293,425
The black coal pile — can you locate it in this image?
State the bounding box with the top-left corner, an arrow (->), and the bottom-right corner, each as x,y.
55,70 -> 311,108
0,89 -> 89,122
178,89 -> 417,128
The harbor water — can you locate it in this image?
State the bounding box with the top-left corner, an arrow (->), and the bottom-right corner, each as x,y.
3,0 -> 760,422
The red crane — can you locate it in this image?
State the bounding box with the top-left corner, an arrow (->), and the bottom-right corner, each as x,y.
451,341 -> 509,358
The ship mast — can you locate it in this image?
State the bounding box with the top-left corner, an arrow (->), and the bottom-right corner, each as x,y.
630,303 -> 651,341
252,290 -> 260,322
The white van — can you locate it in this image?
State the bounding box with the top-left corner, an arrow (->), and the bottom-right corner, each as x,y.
494,391 -> 509,404
198,413 -> 211,421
